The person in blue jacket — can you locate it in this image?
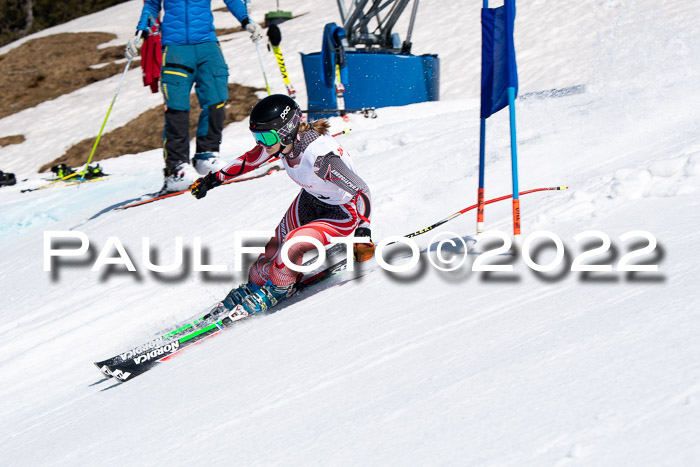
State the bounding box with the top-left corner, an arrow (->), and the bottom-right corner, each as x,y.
125,0 -> 263,194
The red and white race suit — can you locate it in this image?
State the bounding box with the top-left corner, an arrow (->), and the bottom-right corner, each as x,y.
215,129 -> 372,286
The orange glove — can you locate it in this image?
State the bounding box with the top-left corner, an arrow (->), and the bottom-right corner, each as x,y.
353,227 -> 375,262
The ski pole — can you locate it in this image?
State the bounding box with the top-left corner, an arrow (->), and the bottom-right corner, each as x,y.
299,185 -> 568,289
225,128 -> 349,181
311,185 -> 568,266
191,128 -> 349,186
332,128 -> 351,137
271,44 -> 296,98
254,42 -> 271,95
225,129 -> 348,180
267,24 -> 296,98
80,31 -> 143,178
403,185 -> 568,240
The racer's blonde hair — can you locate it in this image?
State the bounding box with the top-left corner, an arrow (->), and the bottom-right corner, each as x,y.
298,119 -> 330,135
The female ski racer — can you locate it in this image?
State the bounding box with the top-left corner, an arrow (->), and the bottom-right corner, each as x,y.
190,94 -> 374,314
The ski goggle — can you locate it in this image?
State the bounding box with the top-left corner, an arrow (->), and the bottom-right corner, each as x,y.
251,129 -> 281,148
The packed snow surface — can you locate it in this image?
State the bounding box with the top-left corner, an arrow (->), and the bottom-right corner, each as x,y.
1,0 -> 699,465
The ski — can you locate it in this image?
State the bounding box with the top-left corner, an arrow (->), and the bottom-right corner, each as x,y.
94,302 -> 249,382
21,176 -> 110,193
21,163 -> 108,193
94,248 -> 351,383
116,162 -> 283,211
94,184 -> 566,383
334,63 -> 347,121
115,126 -> 349,211
303,108 -> 377,119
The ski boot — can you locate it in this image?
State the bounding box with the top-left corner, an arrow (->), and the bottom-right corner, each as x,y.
159,162 -> 198,194
83,163 -> 106,179
241,280 -> 294,315
51,163 -> 75,179
222,281 -> 261,311
0,171 -> 16,187
193,152 -> 227,175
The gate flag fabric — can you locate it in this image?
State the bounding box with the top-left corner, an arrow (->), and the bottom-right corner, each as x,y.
480,0 -> 518,119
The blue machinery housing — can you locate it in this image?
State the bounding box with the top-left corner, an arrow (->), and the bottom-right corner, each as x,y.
300,23 -> 440,118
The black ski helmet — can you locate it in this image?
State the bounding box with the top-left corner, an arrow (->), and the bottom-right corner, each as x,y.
249,94 -> 302,146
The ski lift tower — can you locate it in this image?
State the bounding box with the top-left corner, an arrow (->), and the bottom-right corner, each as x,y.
300,0 -> 439,118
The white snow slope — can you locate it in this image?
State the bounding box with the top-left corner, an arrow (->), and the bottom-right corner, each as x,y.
1,0 -> 700,465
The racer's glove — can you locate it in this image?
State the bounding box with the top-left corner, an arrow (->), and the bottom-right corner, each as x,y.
353,227 -> 375,262
190,172 -> 222,199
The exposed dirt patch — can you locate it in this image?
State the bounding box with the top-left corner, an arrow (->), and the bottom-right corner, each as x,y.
215,26 -> 243,37
1,30 -> 262,172
0,134 -> 26,147
0,32 -> 134,120
39,83 -> 261,172
212,7 -> 306,24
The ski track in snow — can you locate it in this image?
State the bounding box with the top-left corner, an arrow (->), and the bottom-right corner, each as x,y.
1,0 -> 700,465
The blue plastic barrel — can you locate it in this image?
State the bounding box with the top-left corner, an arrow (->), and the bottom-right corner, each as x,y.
301,51 -> 440,118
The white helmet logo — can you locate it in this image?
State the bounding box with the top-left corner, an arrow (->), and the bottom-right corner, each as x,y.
280,106 -> 291,119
